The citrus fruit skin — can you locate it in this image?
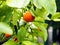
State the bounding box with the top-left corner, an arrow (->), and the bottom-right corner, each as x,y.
5,34 -> 11,38
23,11 -> 35,22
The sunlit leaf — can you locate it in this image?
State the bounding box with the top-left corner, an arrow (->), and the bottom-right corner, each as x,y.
35,17 -> 45,22
36,0 -> 57,14
0,22 -> 13,35
52,19 -> 60,21
22,41 -> 38,45
51,12 -> 60,21
51,12 -> 60,19
17,27 -> 27,41
40,23 -> 48,29
33,0 -> 42,9
3,40 -> 19,45
6,0 -> 30,8
33,22 -> 48,41
31,7 -> 49,20
12,9 -> 22,25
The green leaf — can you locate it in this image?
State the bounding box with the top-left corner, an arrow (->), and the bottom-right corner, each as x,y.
37,0 -> 57,14
3,40 -> 19,45
35,17 -> 45,22
33,22 -> 48,41
33,0 -> 42,9
52,19 -> 60,21
22,41 -> 38,45
17,27 -> 27,42
6,0 -> 30,8
12,9 -> 22,25
2,9 -> 12,23
0,4 -> 12,23
31,7 -> 49,20
40,23 -> 48,29
0,22 -> 13,35
51,12 -> 60,21
51,12 -> 60,19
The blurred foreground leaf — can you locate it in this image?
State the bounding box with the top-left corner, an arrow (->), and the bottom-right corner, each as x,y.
0,22 -> 13,35
3,40 -> 19,45
6,0 -> 30,8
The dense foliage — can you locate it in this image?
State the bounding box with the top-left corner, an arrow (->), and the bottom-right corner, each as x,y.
0,0 -> 60,45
